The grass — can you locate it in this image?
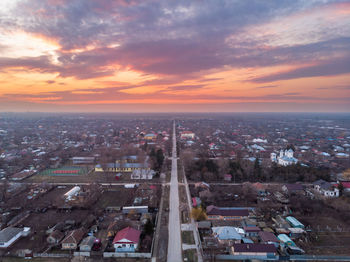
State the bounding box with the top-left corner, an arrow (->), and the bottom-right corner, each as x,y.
183,249 -> 197,262
182,231 -> 195,245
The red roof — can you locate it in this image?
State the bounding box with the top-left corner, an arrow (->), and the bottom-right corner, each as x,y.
342,182 -> 350,189
113,227 -> 141,244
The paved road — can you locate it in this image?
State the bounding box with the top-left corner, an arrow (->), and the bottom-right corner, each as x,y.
167,121 -> 182,262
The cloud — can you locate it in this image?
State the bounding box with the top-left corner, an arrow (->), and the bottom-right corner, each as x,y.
250,56 -> 350,83
164,85 -> 205,91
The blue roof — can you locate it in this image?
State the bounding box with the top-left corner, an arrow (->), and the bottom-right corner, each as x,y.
286,216 -> 304,228
212,227 -> 242,240
278,234 -> 294,245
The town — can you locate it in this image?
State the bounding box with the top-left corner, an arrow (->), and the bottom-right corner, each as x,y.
0,112 -> 350,261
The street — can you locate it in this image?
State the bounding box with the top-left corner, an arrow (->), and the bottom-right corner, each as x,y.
167,121 -> 182,262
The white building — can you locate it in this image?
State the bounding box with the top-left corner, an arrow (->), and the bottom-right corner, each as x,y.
131,169 -> 156,180
0,227 -> 30,248
271,149 -> 298,166
180,131 -> 195,140
64,186 -> 81,201
313,180 -> 339,198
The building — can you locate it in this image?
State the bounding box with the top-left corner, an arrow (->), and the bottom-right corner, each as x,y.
64,186 -> 81,201
286,216 -> 304,229
180,131 -> 195,140
313,179 -> 339,197
212,226 -> 242,244
113,227 -> 141,252
206,206 -> 249,220
61,228 -> 85,250
95,162 -> 148,173
278,234 -> 295,247
231,243 -> 277,258
71,157 -> 95,165
271,149 -> 298,166
244,226 -> 261,237
282,184 -> 304,195
258,231 -> 279,247
0,227 -> 30,248
130,169 -> 155,180
79,236 -> 96,251
47,230 -> 64,245
122,206 -> 149,214
144,133 -> 157,140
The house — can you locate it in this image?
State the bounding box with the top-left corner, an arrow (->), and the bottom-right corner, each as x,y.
224,174 -> 232,181
197,221 -> 212,234
252,182 -> 267,196
258,231 -> 279,247
282,184 -> 304,195
144,133 -> 157,140
313,179 -> 339,197
212,227 -> 242,244
206,205 -> 249,220
113,227 -> 141,252
61,228 -> 85,250
288,228 -> 305,239
244,226 -> 261,237
79,236 -> 96,252
231,243 -> 277,258
47,230 -> 64,245
0,227 -> 30,248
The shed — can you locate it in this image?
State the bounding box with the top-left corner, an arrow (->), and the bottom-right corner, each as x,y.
79,236 -> 96,251
278,234 -> 295,246
286,216 -> 304,229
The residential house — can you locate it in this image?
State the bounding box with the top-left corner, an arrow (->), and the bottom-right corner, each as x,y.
113,227 -> 141,252
61,228 -> 85,250
244,226 -> 261,237
258,231 -> 279,248
212,226 -> 242,245
206,205 -> 249,220
47,230 -> 64,245
313,179 -> 339,197
231,243 -> 277,258
282,184 -> 304,195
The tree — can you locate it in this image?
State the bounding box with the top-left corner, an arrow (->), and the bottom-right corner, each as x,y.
144,219 -> 154,235
190,207 -> 207,221
156,149 -> 164,170
254,158 -> 262,181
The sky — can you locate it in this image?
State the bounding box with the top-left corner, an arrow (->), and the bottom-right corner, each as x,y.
0,0 -> 350,112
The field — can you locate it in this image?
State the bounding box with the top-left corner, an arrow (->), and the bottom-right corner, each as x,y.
39,166 -> 89,176
97,187 -> 136,208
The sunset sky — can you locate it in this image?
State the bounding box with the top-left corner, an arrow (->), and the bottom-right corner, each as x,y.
0,0 -> 350,112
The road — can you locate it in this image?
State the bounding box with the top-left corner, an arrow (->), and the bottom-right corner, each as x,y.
167,121 -> 182,262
